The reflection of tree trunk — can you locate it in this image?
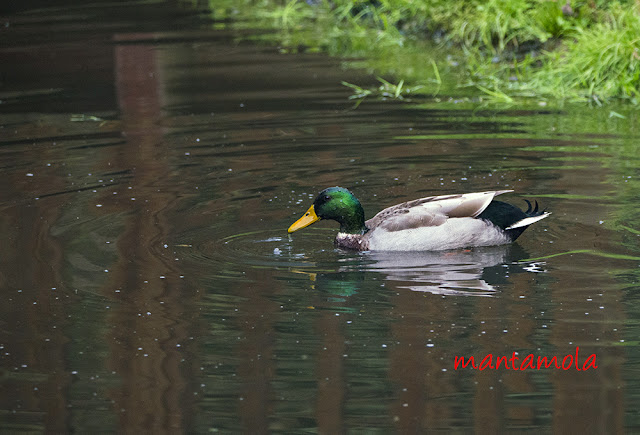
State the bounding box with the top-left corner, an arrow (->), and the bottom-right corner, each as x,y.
0,175 -> 69,433
548,143 -> 624,434
107,40 -> 193,433
388,292 -> 458,432
550,270 -> 624,434
314,312 -> 345,434
235,270 -> 277,434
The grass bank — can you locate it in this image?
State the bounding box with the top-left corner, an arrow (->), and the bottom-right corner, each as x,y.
209,0 -> 640,105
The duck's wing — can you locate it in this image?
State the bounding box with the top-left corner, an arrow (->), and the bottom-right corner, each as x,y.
366,190 -> 513,232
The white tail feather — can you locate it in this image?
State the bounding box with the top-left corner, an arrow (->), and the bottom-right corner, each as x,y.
506,212 -> 551,230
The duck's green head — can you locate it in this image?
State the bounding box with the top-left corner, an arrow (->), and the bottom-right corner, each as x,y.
288,187 -> 367,235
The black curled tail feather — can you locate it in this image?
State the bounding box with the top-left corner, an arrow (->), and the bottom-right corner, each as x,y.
502,199 -> 548,241
524,199 -> 532,214
523,199 -> 546,217
477,199 -> 547,242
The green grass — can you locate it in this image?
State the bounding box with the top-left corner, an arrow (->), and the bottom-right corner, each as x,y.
209,0 -> 640,104
533,5 -> 640,103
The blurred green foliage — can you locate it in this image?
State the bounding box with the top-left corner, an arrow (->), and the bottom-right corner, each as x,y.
209,0 -> 640,104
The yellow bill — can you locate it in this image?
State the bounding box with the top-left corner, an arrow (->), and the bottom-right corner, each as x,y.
288,205 -> 320,233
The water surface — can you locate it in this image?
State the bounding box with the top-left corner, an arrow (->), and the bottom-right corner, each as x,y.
1,2 -> 639,433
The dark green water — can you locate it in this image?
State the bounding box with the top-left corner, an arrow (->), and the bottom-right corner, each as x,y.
1,2 -> 639,433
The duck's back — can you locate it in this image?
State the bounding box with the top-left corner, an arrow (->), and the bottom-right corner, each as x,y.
365,190 -> 513,232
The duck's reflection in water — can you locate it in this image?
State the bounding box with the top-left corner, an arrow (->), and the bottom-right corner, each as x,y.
354,244 -> 543,296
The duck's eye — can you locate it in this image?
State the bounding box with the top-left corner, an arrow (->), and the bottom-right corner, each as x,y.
323,196 -> 331,201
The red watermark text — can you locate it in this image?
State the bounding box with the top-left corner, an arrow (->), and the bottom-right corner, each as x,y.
454,347 -> 597,371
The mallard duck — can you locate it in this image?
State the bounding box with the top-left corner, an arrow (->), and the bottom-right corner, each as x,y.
288,187 -> 550,251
